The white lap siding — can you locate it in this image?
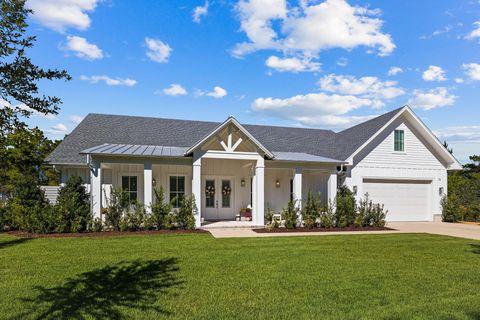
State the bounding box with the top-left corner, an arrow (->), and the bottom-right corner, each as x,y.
345,119 -> 448,221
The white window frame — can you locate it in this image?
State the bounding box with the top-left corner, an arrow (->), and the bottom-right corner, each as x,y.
168,174 -> 186,208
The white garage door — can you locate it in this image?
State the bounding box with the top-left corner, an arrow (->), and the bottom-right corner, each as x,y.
362,179 -> 432,222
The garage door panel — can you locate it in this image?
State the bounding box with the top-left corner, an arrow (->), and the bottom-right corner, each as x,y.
362,179 -> 431,222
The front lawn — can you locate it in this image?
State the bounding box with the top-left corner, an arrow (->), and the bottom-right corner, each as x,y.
1,233 -> 479,319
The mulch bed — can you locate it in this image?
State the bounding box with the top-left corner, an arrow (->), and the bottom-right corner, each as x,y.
6,229 -> 209,238
253,226 -> 395,233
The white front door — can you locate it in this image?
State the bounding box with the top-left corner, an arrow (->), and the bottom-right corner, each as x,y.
203,176 -> 235,220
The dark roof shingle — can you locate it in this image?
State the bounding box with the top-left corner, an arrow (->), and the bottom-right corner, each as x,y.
47,108 -> 405,165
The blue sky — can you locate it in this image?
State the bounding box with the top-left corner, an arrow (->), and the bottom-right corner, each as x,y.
20,0 -> 480,162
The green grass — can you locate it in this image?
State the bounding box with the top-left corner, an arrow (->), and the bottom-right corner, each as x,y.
0,232 -> 479,319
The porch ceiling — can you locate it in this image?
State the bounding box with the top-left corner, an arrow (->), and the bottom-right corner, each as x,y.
80,143 -> 188,157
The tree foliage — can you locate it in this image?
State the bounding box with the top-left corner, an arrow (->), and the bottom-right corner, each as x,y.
0,127 -> 60,195
1,0 -> 71,134
55,176 -> 91,233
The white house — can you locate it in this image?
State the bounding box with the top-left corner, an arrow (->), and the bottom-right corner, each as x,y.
46,106 -> 461,227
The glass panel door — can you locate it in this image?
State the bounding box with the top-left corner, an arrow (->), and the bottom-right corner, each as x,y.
221,179 -> 231,208
205,179 -> 215,208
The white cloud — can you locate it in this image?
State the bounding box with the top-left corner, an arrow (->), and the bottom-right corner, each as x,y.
265,55 -> 320,72
465,21 -> 480,40
27,0 -> 100,33
69,115 -> 84,124
434,125 -> 480,162
422,65 -> 447,81
233,0 -> 395,59
145,38 -> 172,63
336,58 -> 348,67
251,92 -> 380,127
199,86 -> 228,98
45,123 -> 69,135
161,84 -> 188,96
462,63 -> 480,81
193,1 -> 209,23
80,75 -> 137,86
435,125 -> 480,144
455,78 -> 464,84
65,36 -> 103,60
0,100 -> 57,120
408,87 -> 457,110
387,66 -> 403,76
318,74 -> 405,101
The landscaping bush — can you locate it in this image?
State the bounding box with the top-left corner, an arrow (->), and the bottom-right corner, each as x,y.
150,187 -> 171,230
55,176 -> 91,233
90,217 -> 103,232
319,202 -> 335,228
282,200 -> 299,229
6,175 -> 58,233
302,190 -> 321,228
335,186 -> 356,227
357,193 -> 387,227
163,213 -> 177,230
370,204 -> 387,227
441,194 -> 461,223
176,195 -> 196,230
264,206 -> 275,225
120,200 -> 145,231
104,187 -> 129,231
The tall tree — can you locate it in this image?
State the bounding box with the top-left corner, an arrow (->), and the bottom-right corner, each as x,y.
0,0 -> 71,134
0,127 -> 61,194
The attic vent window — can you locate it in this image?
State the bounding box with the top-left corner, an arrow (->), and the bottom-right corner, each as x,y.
394,129 -> 404,152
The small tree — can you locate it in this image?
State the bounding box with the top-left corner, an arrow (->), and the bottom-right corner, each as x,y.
150,187 -> 171,230
55,176 -> 91,233
104,187 -> 128,231
302,190 -> 321,228
335,186 -> 356,227
441,194 -> 460,223
283,200 -> 299,229
176,195 -> 196,230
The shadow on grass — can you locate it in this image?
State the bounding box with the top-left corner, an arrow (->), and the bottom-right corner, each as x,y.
14,258 -> 181,320
471,244 -> 480,255
0,237 -> 32,250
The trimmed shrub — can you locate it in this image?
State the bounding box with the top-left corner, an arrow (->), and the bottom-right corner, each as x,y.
370,204 -> 387,227
104,187 -> 129,231
163,213 -> 177,230
264,206 -> 275,226
335,186 -> 356,227
302,190 -> 321,228
55,176 -> 91,233
319,202 -> 335,228
283,200 -> 299,229
150,187 -> 172,230
120,200 -> 145,231
176,195 -> 196,230
90,217 -> 103,232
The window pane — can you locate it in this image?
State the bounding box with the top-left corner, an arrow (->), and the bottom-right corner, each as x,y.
394,130 -> 404,152
170,193 -> 177,207
130,176 -> 137,191
205,180 -> 215,208
222,180 -> 231,208
178,176 -> 185,192
122,176 -> 129,190
170,176 -> 177,192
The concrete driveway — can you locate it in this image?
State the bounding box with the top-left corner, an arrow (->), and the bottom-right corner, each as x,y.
208,222 -> 480,240
387,222 -> 480,240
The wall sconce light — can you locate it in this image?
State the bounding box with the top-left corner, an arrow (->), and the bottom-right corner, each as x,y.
439,187 -> 444,196
241,178 -> 246,187
275,180 -> 280,188
152,178 -> 156,186
353,185 -> 358,195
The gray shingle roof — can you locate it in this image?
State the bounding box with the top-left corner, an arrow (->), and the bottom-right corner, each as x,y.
47,107 -> 405,165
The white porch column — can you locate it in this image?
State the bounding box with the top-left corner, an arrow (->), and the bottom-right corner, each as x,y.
143,162 -> 153,213
293,167 -> 302,225
192,155 -> 202,228
90,159 -> 102,220
293,167 -> 302,208
253,157 -> 265,226
327,170 -> 338,206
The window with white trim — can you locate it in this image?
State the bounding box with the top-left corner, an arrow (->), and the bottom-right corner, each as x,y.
169,176 -> 185,208
394,129 -> 404,152
121,176 -> 138,204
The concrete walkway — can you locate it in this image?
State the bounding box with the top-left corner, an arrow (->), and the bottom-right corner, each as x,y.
207,222 -> 480,240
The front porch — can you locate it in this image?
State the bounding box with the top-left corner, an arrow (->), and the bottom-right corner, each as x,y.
82,116 -> 341,228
